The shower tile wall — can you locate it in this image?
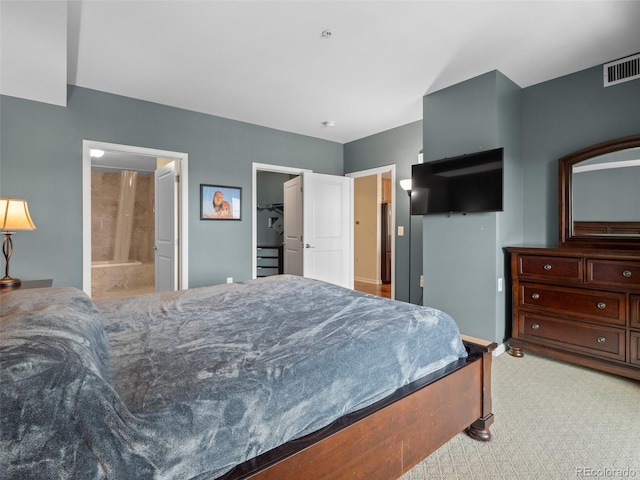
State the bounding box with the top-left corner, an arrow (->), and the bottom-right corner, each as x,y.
91,171 -> 155,297
92,171 -> 119,262
131,174 -> 155,262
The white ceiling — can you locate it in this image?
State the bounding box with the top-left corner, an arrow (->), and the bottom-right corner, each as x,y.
2,1 -> 639,144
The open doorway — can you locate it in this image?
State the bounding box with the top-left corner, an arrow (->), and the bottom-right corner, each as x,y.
252,163 -> 311,279
346,165 -> 396,300
255,170 -> 296,278
253,162 -> 390,297
82,141 -> 189,298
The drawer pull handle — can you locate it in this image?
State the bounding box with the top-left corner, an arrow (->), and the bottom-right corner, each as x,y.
622,270 -> 632,278
531,293 -> 540,300
531,323 -> 540,330
597,302 -> 606,310
597,336 -> 606,344
543,264 -> 552,271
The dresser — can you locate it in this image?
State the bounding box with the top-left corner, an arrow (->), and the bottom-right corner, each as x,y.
507,247 -> 640,380
256,245 -> 284,277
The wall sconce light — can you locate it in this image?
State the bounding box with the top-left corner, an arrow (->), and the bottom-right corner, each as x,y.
0,198 -> 36,288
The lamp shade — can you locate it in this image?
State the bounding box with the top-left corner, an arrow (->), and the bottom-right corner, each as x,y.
399,179 -> 412,192
0,199 -> 36,231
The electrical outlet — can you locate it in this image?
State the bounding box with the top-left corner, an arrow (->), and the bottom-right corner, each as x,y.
419,275 -> 424,287
227,277 -> 233,284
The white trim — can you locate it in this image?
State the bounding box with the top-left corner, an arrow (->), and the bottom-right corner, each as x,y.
355,276 -> 382,285
82,140 -> 189,296
252,163 -> 312,279
493,343 -> 507,357
346,164 -> 396,300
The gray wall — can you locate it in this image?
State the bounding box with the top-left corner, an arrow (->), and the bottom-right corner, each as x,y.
2,62 -> 638,325
521,65 -> 640,246
0,86 -> 343,288
344,121 -> 423,304
416,64 -> 639,343
422,71 -> 522,343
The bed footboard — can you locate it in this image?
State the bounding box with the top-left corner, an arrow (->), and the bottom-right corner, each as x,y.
220,335 -> 497,480
461,334 -> 497,442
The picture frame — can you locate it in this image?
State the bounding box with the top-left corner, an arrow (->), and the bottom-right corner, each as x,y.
200,184 -> 242,220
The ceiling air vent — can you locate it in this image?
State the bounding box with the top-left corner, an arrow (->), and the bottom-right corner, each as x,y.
603,53 -> 640,87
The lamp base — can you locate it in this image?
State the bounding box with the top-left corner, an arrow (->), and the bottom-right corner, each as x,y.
0,276 -> 22,288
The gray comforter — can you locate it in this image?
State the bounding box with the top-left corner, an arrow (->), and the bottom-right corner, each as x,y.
1,275 -> 466,479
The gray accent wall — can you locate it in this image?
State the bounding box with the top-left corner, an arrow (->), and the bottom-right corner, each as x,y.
0,86 -> 343,289
1,61 -> 638,339
417,64 -> 639,343
344,121 -> 423,304
522,65 -> 640,246
422,71 -> 523,343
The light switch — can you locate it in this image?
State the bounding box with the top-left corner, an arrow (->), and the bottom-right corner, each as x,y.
398,226 -> 404,236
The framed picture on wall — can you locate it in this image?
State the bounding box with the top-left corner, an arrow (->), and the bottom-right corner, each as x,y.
200,184 -> 242,220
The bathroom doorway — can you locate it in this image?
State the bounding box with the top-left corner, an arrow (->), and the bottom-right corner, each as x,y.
82,141 -> 189,298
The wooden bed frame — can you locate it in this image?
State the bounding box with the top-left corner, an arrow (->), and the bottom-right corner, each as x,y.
220,335 -> 496,480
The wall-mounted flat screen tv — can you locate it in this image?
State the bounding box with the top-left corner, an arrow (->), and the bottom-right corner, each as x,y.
411,147 -> 504,215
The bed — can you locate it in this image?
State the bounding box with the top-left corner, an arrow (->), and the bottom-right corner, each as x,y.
1,274 -> 495,479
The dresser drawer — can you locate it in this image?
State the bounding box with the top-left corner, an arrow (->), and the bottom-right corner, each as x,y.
518,313 -> 625,361
630,332 -> 640,366
520,283 -> 625,326
587,259 -> 640,289
631,295 -> 640,329
517,255 -> 582,283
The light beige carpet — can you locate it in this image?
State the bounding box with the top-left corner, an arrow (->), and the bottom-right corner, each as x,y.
400,351 -> 640,480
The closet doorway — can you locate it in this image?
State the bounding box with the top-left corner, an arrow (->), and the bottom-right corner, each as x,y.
82,140 -> 189,298
252,163 -> 393,298
251,163 -> 311,280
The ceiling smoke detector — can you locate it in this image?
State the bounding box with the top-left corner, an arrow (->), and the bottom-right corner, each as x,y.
321,30 -> 332,39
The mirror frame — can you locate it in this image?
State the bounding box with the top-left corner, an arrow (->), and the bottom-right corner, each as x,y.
559,133 -> 640,250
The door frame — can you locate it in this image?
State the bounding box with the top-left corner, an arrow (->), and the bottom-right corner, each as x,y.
346,164 -> 396,299
82,140 -> 189,296
252,162 -> 311,279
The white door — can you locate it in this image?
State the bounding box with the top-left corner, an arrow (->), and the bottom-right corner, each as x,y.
283,172 -> 353,289
283,176 -> 303,276
155,162 -> 177,292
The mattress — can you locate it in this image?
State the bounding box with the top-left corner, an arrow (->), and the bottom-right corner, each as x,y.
1,275 -> 467,479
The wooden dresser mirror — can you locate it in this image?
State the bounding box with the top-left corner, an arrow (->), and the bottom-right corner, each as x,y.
559,133 -> 640,250
507,133 -> 640,381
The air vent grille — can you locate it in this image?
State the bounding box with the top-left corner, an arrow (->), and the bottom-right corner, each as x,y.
604,53 -> 640,87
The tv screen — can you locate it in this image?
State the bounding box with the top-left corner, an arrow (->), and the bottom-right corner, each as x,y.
411,148 -> 504,215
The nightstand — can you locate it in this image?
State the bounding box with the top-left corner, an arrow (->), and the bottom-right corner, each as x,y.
0,279 -> 53,292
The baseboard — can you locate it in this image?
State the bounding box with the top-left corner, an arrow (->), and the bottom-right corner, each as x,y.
354,277 -> 381,285
492,343 -> 507,357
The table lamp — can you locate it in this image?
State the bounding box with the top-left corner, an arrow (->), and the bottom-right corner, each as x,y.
0,198 -> 36,288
